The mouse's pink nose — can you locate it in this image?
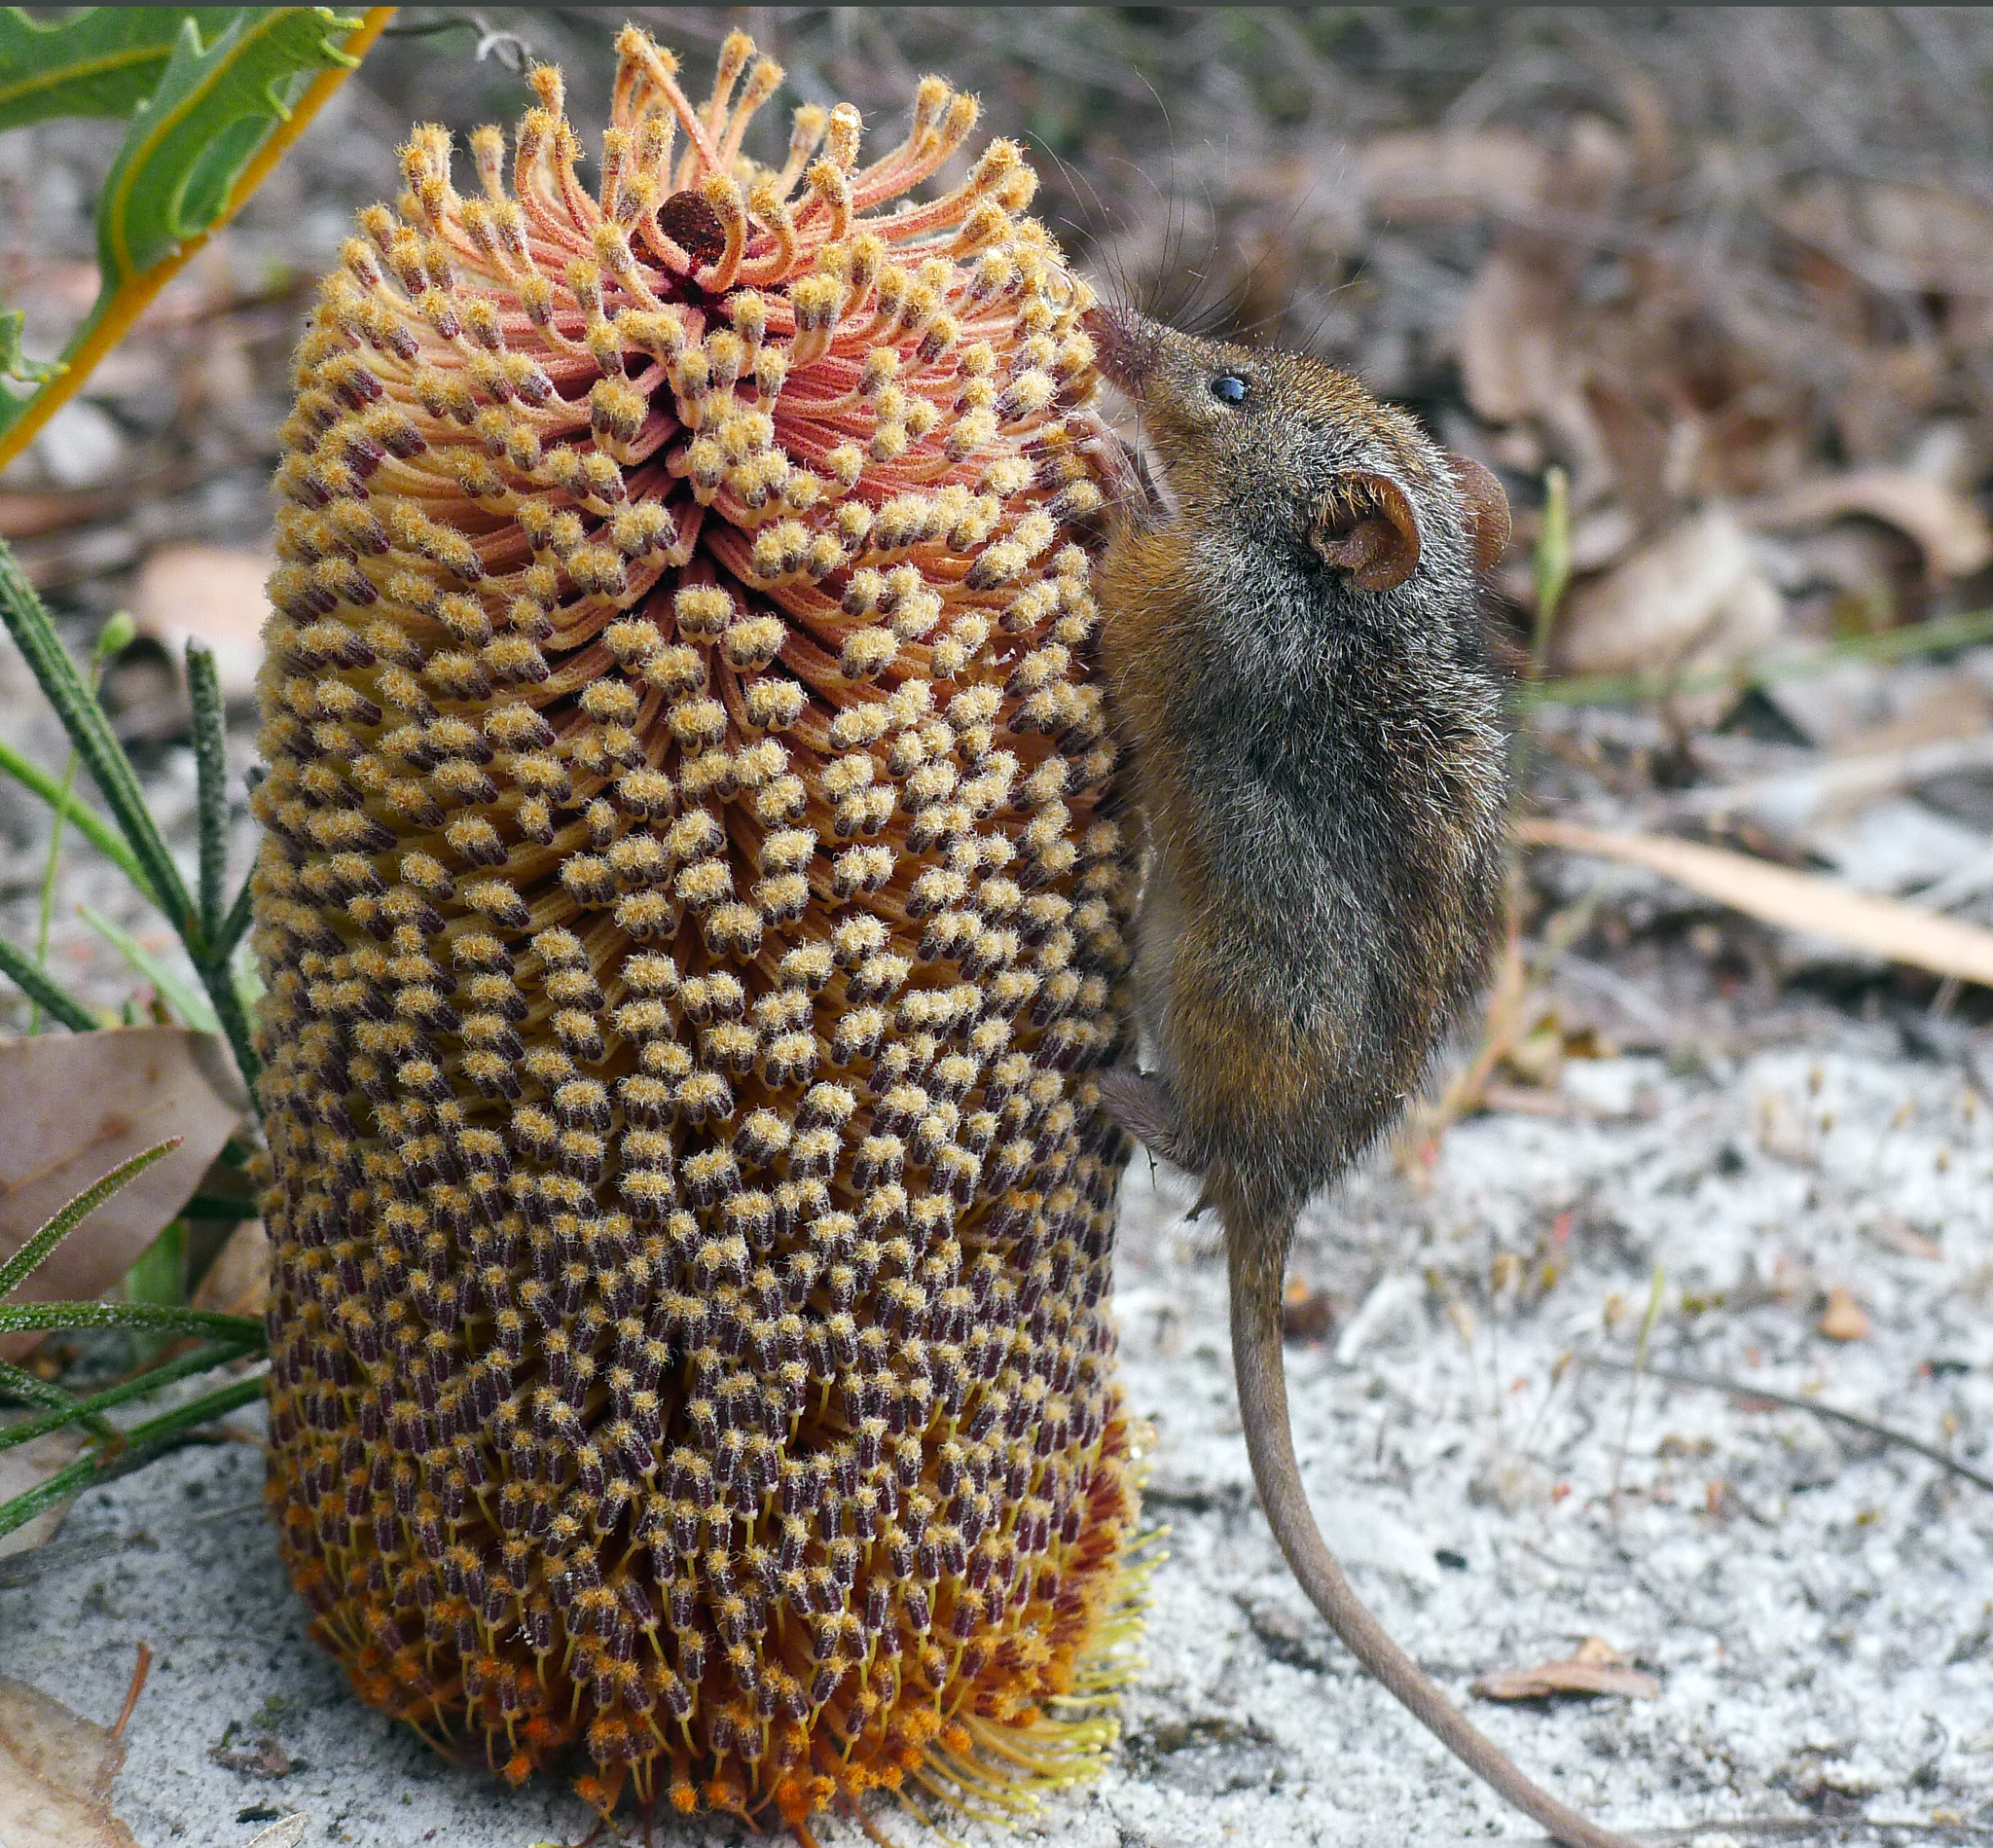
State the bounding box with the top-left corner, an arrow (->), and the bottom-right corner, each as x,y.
1082,303 -> 1162,391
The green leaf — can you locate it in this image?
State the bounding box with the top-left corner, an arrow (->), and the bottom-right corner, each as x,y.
0,1299 -> 262,1342
0,933 -> 99,1033
0,1356 -> 117,1442
0,1138 -> 179,1301
187,640 -> 229,944
0,307 -> 61,386
0,1370 -> 266,1541
0,8 -> 245,129
96,8 -> 361,287
77,903 -> 219,1033
0,735 -> 159,905
0,1340 -> 255,1458
0,543 -> 193,940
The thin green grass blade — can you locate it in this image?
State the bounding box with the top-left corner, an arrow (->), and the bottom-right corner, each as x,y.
0,1341 -> 257,1458
187,639 -> 229,945
0,933 -> 98,1032
0,1356 -> 117,1441
0,543 -> 195,940
0,737 -> 156,901
199,958 -> 261,1105
1521,605 -> 1993,708
0,1138 -> 179,1300
0,1371 -> 266,1541
0,1300 -> 264,1342
77,903 -> 219,1033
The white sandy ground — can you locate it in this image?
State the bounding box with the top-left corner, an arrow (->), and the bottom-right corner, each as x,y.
2,1040 -> 1990,1848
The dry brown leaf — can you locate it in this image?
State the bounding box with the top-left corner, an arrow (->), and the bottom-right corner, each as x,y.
1471,1636 -> 1658,1702
1819,1285 -> 1871,1342
0,1649 -> 149,1848
0,1029 -> 246,1360
1752,471 -> 1993,579
1784,179 -> 1993,298
1520,817 -> 1993,989
1459,249 -> 1570,426
1551,507 -> 1784,683
189,1217 -> 270,1318
128,543 -> 273,704
0,1431 -> 84,1562
1832,677 -> 1993,759
1359,129 -> 1549,223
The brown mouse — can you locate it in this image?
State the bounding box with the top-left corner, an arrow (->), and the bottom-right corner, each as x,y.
1085,305 -> 1641,1848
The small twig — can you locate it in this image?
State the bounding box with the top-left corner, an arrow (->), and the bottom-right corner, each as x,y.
106,1642 -> 153,1762
1589,1359 -> 1993,1497
1611,1265 -> 1666,1522
1512,1818 -> 1993,1845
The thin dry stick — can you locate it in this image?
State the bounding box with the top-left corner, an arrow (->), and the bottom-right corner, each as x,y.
1609,1264 -> 1666,1522
1589,1358 -> 1993,1497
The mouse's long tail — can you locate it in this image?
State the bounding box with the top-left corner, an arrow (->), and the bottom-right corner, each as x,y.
1222,1198 -> 1644,1848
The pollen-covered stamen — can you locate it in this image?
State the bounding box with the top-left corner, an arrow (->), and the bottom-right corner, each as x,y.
256,22 -> 1142,1835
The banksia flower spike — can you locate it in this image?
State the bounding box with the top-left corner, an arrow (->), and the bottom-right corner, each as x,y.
250,26 -> 1148,1831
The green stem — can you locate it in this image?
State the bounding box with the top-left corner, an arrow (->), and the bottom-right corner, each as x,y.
27,622 -> 128,1033
187,641 -> 228,947
200,960 -> 263,1104
27,744 -> 81,1033
0,542 -> 198,950
0,1300 -> 264,1343
0,1342 -> 258,1457
0,1373 -> 267,1541
214,873 -> 256,966
0,1140 -> 179,1299
0,932 -> 99,1033
0,737 -> 156,901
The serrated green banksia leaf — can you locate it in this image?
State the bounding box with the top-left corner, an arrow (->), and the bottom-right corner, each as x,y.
0,7 -> 242,130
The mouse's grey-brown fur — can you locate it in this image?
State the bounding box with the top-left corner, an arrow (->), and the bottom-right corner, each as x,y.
1085,302 -> 1641,1848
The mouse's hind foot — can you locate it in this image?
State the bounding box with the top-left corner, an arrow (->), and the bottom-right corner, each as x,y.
1097,1067 -> 1200,1172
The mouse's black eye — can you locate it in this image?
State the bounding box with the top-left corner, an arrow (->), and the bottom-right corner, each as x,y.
1210,374 -> 1249,407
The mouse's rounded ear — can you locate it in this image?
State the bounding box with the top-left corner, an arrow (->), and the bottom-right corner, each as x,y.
1311,472 -> 1421,592
1446,453 -> 1511,575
